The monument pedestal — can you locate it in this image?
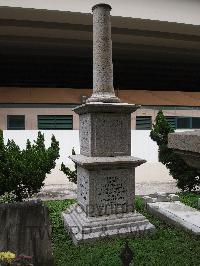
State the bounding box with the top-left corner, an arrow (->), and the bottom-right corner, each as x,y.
62,103 -> 155,244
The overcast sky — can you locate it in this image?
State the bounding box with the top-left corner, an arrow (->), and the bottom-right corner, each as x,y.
0,0 -> 200,25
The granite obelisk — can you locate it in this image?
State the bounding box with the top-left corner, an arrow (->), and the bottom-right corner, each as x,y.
62,3 -> 155,244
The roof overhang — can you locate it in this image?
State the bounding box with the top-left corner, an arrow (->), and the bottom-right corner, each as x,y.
0,6 -> 200,61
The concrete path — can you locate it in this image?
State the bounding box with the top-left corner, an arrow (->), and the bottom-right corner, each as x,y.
35,162 -> 179,200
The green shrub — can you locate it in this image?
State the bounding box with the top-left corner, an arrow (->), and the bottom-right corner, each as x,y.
150,110 -> 200,192
61,147 -> 77,184
0,130 -> 60,201
0,191 -> 17,204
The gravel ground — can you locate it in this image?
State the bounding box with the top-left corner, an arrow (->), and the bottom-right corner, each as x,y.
34,180 -> 179,201
32,162 -> 180,201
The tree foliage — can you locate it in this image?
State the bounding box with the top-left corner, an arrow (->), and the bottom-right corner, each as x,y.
0,130 -> 60,201
150,110 -> 200,191
61,148 -> 77,184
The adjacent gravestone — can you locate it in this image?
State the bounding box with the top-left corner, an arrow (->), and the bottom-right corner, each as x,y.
0,200 -> 53,266
62,3 -> 155,244
142,193 -> 200,235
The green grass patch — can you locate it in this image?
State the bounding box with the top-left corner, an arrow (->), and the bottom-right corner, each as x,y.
45,193 -> 200,266
179,192 -> 200,210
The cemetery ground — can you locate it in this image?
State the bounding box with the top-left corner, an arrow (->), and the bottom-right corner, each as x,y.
46,192 -> 200,266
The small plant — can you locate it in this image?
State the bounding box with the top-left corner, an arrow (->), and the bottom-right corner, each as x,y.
150,110 -> 200,191
0,252 -> 33,266
0,192 -> 17,204
61,147 -> 77,184
0,130 -> 60,201
0,251 -> 16,265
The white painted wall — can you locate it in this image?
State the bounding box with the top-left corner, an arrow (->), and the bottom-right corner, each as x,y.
4,130 -> 180,185
3,130 -> 158,164
0,0 -> 199,25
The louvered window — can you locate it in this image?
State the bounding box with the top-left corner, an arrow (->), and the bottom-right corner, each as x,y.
38,115 -> 73,130
136,116 -> 152,130
165,116 -> 176,129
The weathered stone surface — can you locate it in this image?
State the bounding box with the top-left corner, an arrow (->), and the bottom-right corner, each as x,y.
168,194 -> 180,201
77,166 -> 135,216
143,193 -> 179,204
74,103 -> 139,157
168,130 -> 200,170
147,201 -> 200,235
87,4 -> 120,103
62,3 -> 154,244
143,196 -> 157,203
157,195 -> 170,202
62,204 -> 155,244
69,154 -> 146,170
73,102 -> 139,114
80,112 -> 131,156
168,130 -> 200,153
0,200 -> 53,266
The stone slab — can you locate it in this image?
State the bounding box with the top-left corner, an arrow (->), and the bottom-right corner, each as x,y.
69,154 -> 146,170
62,203 -> 155,244
0,200 -> 53,266
142,193 -> 180,205
168,130 -> 200,169
73,102 -> 139,115
147,201 -> 200,235
168,130 -> 200,154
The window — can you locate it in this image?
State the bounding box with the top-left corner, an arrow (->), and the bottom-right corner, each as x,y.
192,117 -> 200,129
7,115 -> 25,130
165,116 -> 200,129
136,116 -> 152,130
176,117 -> 191,129
165,116 -> 176,129
38,115 -> 73,130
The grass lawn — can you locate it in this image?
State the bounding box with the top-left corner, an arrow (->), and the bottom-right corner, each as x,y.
45,192 -> 200,266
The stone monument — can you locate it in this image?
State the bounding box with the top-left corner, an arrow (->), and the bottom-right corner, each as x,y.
62,3 -> 155,244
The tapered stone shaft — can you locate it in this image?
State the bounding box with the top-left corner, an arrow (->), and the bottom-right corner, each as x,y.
87,3 -> 120,103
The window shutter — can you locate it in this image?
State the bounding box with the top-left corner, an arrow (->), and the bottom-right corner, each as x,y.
38,115 -> 73,130
136,116 -> 152,130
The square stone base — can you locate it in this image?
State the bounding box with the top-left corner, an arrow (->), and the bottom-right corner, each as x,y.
62,204 -> 155,244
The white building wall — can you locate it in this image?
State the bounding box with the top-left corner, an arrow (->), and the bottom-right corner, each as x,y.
4,130 -> 158,164
4,129 -> 186,186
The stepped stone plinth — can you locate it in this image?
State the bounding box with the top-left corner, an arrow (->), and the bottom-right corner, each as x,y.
62,3 -> 155,244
